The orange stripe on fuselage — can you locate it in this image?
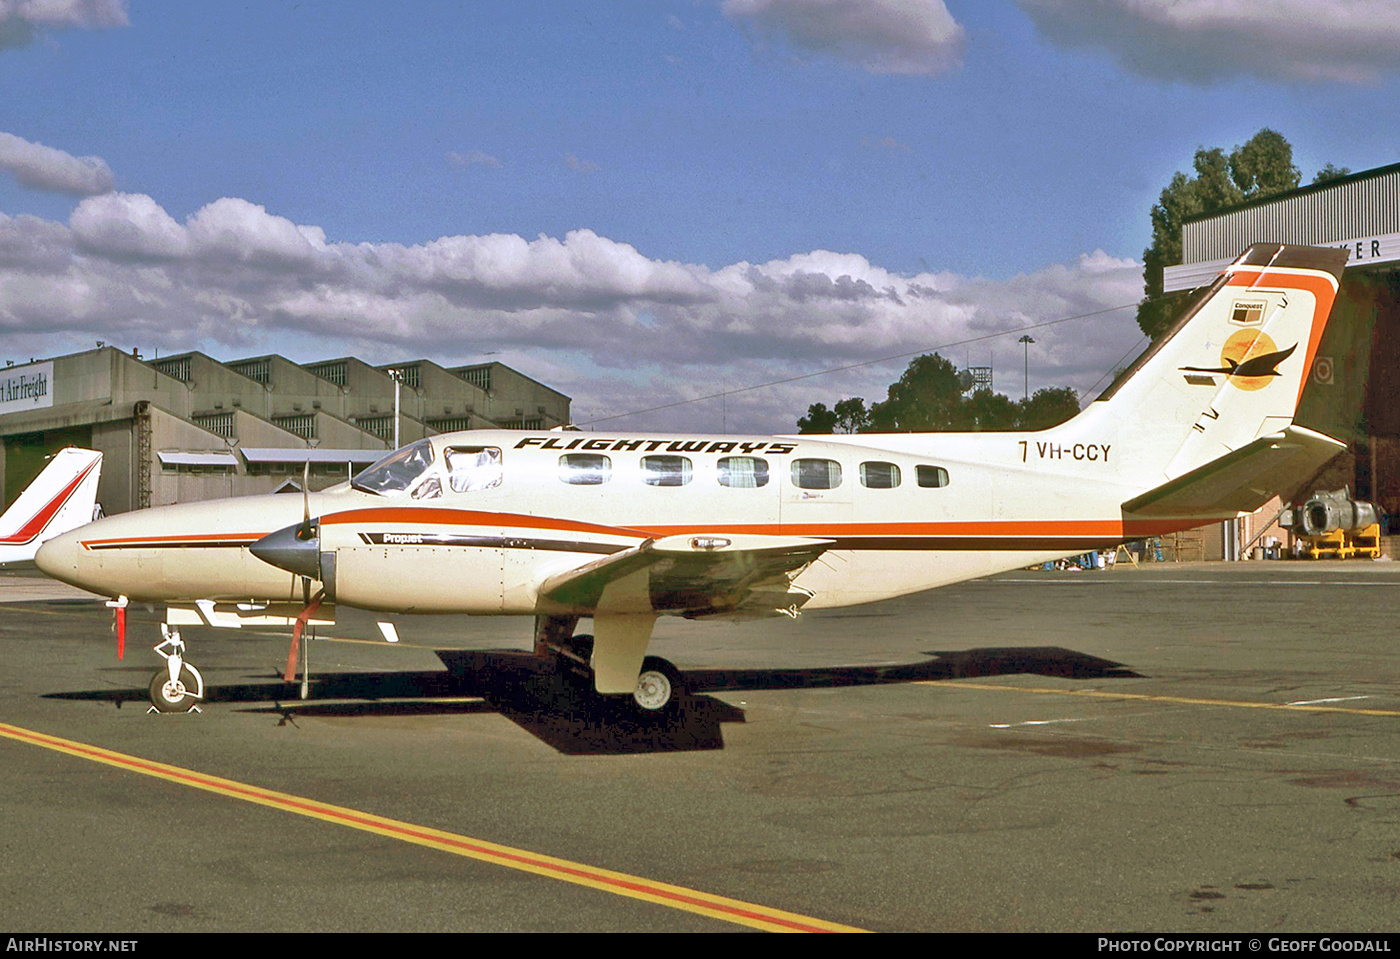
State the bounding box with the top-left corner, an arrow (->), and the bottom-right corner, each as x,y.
80,531 -> 264,550
78,512 -> 1204,552
324,510 -> 1198,543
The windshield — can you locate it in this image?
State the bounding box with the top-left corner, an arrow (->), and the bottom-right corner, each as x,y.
351,440 -> 435,495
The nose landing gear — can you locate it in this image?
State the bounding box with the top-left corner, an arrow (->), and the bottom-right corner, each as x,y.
148,625 -> 204,714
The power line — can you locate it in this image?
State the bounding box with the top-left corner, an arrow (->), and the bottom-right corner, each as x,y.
578,301 -> 1141,426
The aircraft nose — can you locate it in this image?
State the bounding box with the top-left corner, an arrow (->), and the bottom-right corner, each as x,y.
250,520 -> 322,579
35,528 -> 82,582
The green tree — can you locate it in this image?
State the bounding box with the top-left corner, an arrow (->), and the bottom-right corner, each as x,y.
1227,128 -> 1300,198
803,354 -> 1083,434
798,397 -> 870,434
832,397 -> 869,433
797,402 -> 837,434
1312,163 -> 1351,185
868,353 -> 966,431
960,388 -> 1020,431
1138,129 -> 1300,340
1016,386 -> 1080,430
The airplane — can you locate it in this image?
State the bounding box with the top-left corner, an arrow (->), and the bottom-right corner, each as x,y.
0,447 -> 102,565
36,244 -> 1351,717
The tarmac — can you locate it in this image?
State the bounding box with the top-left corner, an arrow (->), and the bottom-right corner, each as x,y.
1,559 -> 1398,933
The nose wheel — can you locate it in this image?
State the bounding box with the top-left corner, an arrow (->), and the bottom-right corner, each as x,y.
149,665 -> 202,713
148,625 -> 205,713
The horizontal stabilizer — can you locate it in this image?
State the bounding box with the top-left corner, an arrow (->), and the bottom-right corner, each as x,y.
1123,426 -> 1346,518
538,533 -> 831,617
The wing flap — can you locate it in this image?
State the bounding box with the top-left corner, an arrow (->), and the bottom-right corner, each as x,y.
538,533 -> 832,617
1123,425 -> 1346,518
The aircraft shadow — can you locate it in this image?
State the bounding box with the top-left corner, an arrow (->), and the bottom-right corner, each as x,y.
45,646 -> 1137,755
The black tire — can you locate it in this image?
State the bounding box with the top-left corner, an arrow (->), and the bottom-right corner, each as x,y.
149,667 -> 199,713
632,656 -> 683,714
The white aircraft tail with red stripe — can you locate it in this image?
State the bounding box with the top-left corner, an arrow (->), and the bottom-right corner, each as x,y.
0,447 -> 102,564
1055,244 -> 1349,491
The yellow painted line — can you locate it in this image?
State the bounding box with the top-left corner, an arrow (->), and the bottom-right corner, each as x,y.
929,682 -> 1400,717
0,721 -> 863,933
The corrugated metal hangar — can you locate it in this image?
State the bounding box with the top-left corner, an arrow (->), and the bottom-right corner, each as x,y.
0,347 -> 570,514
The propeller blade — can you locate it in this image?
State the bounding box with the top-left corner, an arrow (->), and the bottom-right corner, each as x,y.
283,590 -> 324,684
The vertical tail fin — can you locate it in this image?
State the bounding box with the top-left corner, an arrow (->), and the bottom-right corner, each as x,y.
1061,244 -> 1348,489
0,448 -> 103,563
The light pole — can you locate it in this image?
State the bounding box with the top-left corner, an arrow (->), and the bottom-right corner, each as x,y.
386,368 -> 402,449
1018,335 -> 1035,401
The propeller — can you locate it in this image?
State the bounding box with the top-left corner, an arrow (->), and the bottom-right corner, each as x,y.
284,458 -> 317,685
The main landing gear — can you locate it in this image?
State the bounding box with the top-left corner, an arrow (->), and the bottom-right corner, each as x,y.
536,618 -> 685,717
148,624 -> 205,713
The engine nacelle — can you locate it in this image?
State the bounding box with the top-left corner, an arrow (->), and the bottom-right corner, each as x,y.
1280,488 -> 1378,537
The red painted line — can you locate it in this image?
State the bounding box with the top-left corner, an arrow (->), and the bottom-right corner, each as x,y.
0,722 -> 859,932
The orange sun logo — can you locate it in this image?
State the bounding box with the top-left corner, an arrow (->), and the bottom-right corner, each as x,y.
1219,330 -> 1279,391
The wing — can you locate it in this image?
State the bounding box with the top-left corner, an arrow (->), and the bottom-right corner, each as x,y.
537,533 -> 832,618
1122,425 -> 1346,518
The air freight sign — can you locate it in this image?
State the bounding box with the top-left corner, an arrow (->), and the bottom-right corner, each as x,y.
0,362 -> 53,415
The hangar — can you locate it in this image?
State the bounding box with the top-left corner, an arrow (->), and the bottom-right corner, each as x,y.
1162,161 -> 1400,559
0,347 -> 570,515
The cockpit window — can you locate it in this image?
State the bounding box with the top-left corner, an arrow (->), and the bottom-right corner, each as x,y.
410,475 -> 442,500
352,440 -> 435,495
445,446 -> 503,492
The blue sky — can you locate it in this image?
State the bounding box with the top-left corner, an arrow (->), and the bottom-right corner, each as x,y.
1,1 -> 1398,433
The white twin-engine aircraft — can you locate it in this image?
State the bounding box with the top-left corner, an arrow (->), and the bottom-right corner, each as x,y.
37,244 -> 1350,716
0,447 -> 102,565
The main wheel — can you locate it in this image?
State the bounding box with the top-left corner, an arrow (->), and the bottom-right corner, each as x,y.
632,657 -> 683,714
149,666 -> 199,713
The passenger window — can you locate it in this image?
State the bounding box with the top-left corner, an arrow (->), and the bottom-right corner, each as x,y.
791,458 -> 842,490
445,446 -> 502,492
860,462 -> 901,489
917,465 -> 949,488
718,456 -> 769,488
641,455 -> 692,487
559,454 -> 611,485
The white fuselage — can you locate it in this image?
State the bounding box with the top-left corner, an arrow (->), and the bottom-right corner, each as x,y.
35,427 -> 1195,615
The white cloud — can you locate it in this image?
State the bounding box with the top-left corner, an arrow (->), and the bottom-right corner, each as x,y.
0,131 -> 114,195
1019,0 -> 1400,85
0,191 -> 1143,432
186,197 -> 329,267
0,0 -> 128,52
446,150 -> 501,169
70,192 -> 187,258
723,0 -> 965,77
